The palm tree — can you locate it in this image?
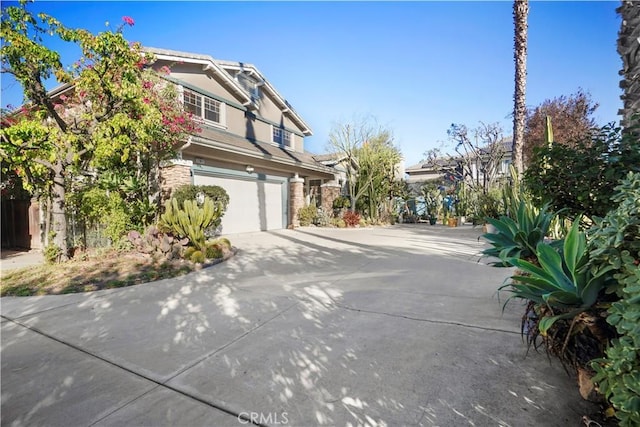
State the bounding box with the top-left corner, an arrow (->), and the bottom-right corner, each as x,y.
512,0 -> 529,176
617,0 -> 640,133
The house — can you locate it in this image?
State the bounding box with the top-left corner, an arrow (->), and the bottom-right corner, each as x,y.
1,47 -> 342,249
405,138 -> 513,187
146,48 -> 341,234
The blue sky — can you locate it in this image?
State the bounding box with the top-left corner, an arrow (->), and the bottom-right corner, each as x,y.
1,1 -> 622,165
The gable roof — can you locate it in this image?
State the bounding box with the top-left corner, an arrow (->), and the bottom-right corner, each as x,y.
143,47 -> 312,136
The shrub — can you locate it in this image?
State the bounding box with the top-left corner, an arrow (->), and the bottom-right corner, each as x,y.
104,195 -> 130,245
525,122 -> 640,220
342,211 -> 361,227
44,232 -> 62,264
315,208 -> 332,227
587,171 -> 640,296
476,189 -> 503,222
481,200 -> 556,267
588,172 -> 640,425
332,195 -> 351,210
171,184 -> 229,212
591,253 -> 640,427
331,217 -> 346,228
500,219 -> 615,335
158,198 -> 224,250
190,250 -> 205,264
298,205 -> 317,226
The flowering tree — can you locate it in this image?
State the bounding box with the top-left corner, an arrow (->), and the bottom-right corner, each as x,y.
0,2 -> 197,260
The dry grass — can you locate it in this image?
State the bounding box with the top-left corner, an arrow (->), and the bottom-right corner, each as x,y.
0,250 -> 197,297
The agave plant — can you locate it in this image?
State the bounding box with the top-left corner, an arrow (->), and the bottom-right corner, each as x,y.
481,200 -> 556,266
500,219 -> 615,334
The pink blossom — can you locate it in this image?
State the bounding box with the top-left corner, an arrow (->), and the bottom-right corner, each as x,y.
122,16 -> 135,26
159,65 -> 171,75
143,97 -> 150,104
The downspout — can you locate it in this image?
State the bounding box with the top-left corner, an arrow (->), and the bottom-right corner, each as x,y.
178,136 -> 193,159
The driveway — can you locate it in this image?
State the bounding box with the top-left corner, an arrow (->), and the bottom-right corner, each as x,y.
1,225 -> 594,426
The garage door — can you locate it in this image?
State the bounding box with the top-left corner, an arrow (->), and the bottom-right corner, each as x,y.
193,170 -> 287,234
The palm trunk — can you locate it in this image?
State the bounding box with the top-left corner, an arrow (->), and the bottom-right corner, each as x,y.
617,0 -> 640,133
512,0 -> 529,175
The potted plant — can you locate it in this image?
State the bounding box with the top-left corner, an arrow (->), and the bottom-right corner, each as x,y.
421,184 -> 442,225
444,193 -> 458,227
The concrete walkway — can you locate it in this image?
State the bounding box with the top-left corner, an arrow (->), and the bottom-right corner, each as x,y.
0,249 -> 43,272
1,225 -> 594,426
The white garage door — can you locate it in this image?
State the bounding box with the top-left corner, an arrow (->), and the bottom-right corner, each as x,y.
193,172 -> 286,234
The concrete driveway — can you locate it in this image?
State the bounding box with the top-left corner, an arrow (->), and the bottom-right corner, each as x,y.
1,225 -> 594,426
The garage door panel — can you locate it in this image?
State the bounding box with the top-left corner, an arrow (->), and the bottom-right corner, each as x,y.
193,173 -> 285,234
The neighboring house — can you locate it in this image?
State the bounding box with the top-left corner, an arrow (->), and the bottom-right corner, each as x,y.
146,47 -> 340,234
312,152 -> 349,193
405,138 -> 513,187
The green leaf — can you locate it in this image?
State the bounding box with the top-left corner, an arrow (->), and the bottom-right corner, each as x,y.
536,243 -> 575,292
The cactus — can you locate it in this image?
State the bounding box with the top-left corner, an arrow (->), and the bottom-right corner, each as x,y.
544,115 -> 554,147
158,197 -> 224,251
127,225 -> 188,259
190,250 -> 205,264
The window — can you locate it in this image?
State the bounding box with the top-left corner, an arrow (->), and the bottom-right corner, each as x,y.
237,73 -> 260,99
183,90 -> 201,116
183,88 -> 224,126
204,97 -> 220,123
273,127 -> 293,148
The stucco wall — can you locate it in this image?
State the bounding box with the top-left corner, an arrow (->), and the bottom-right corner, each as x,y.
158,60 -> 306,153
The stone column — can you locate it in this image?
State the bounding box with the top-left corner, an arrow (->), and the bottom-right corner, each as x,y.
159,159 -> 193,200
289,175 -> 305,228
320,182 -> 341,215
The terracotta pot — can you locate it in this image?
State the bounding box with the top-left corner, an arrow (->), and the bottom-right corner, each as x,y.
447,217 -> 458,227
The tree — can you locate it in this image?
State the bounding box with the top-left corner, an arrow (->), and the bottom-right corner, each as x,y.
446,122 -> 508,194
0,2 -> 196,260
328,117 -> 400,216
356,134 -> 402,220
524,122 -> 640,220
512,0 -> 529,176
523,90 -> 599,165
617,1 -> 640,133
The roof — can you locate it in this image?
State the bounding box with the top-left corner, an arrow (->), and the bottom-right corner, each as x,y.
312,152 -> 348,164
405,158 -> 458,173
193,125 -> 334,176
407,138 -> 513,174
143,47 -> 312,136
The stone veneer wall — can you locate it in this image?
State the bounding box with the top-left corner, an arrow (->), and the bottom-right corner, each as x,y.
320,183 -> 341,215
160,160 -> 193,200
289,176 -> 305,228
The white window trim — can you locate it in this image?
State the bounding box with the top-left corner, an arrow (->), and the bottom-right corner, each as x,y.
272,125 -> 295,150
181,86 -> 227,130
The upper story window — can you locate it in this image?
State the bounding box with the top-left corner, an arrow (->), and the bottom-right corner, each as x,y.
273,127 -> 293,148
183,88 -> 225,127
237,74 -> 260,100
